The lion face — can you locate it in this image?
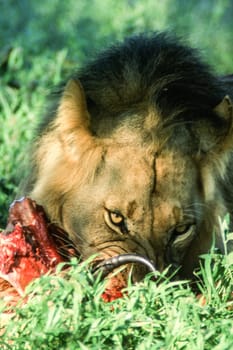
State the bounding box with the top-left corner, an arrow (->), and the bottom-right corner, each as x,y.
61,144 -> 204,277
29,34 -> 233,280
30,80 -> 233,280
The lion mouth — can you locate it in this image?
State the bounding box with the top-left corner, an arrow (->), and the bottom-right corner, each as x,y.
92,253 -> 157,279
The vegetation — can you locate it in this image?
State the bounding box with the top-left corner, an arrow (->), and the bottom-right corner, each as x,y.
1,242 -> 233,349
0,1 -> 233,349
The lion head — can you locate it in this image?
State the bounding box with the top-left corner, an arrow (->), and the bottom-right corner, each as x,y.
27,33 -> 233,280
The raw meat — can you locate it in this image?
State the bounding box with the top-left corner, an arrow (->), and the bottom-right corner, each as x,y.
0,197 -> 68,295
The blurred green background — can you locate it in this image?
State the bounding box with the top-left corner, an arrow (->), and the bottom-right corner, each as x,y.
0,0 -> 233,226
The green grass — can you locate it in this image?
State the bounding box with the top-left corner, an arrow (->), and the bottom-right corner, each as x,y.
0,47 -> 71,226
0,249 -> 233,350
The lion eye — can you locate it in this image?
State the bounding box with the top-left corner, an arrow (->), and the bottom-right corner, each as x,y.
109,211 -> 124,225
167,224 -> 196,264
104,209 -> 128,234
174,224 -> 191,235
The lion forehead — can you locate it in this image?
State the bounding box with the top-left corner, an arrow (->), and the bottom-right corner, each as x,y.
154,151 -> 200,200
102,145 -> 155,188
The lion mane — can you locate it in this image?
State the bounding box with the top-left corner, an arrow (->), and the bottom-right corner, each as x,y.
24,32 -> 233,278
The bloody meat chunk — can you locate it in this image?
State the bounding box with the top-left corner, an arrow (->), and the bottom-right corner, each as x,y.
0,197 -> 70,296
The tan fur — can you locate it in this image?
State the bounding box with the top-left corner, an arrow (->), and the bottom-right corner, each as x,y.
29,79 -> 233,280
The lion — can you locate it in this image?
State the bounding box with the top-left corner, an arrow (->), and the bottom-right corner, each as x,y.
23,32 -> 233,280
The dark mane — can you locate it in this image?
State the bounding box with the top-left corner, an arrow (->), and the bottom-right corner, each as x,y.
36,32 -> 229,137
77,32 -> 226,125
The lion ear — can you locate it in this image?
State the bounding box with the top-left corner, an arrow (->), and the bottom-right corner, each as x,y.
57,79 -> 91,131
55,79 -> 95,156
214,95 -> 233,121
198,96 -> 233,200
197,95 -> 233,156
213,95 -> 233,152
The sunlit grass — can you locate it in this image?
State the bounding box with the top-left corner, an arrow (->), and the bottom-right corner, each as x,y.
0,48 -> 70,226
0,246 -> 232,350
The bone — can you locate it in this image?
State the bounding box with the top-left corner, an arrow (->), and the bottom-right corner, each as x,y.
92,253 -> 157,279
